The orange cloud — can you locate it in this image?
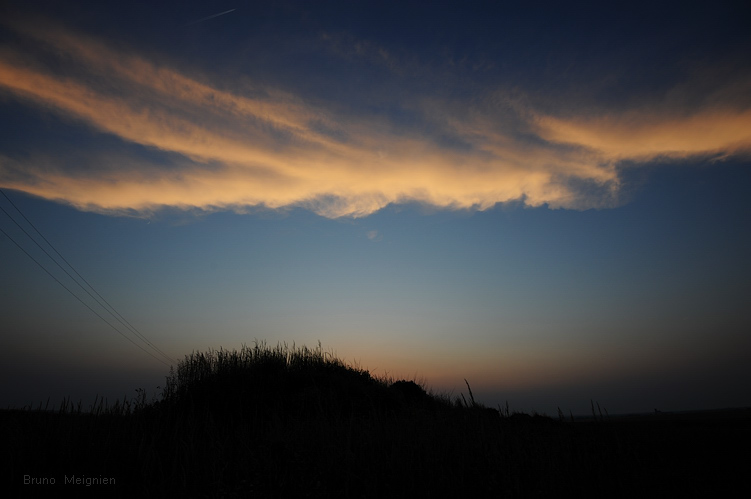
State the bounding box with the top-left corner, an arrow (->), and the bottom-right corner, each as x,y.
1,22 -> 748,218
536,109 -> 751,160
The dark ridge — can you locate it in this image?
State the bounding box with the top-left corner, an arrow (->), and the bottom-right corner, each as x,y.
158,342 -> 451,421
3,341 -> 749,498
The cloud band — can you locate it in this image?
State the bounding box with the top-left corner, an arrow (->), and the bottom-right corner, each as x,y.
1,22 -> 749,218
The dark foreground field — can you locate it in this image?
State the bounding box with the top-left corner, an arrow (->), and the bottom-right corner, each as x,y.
3,343 -> 750,498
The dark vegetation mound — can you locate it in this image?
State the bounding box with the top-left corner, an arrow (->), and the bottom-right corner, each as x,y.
4,342 -> 749,498
159,342 -> 449,421
388,379 -> 432,405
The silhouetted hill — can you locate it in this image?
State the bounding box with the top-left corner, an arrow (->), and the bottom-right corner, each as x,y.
3,342 -> 749,497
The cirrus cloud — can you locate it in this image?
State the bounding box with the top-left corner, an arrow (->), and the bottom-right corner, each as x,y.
0,21 -> 749,218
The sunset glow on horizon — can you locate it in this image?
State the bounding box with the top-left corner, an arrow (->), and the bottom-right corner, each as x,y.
1,0 -> 750,416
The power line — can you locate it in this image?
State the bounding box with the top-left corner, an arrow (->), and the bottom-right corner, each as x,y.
0,193 -> 175,365
0,189 -> 175,366
0,224 -> 172,367
0,190 -> 175,365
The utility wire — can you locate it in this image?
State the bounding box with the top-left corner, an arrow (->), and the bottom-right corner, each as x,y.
0,224 -> 172,367
0,201 -> 174,365
0,190 -> 175,365
0,190 -> 175,366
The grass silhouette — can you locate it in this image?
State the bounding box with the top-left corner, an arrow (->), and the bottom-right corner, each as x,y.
3,341 -> 749,497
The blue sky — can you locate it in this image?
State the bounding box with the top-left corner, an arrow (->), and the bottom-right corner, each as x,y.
1,0 -> 750,415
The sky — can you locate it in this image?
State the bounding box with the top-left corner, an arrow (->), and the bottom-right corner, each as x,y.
1,0 -> 750,416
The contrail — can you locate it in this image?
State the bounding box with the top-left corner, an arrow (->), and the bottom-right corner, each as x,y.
183,8 -> 236,27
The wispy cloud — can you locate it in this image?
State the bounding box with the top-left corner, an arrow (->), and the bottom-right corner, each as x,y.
366,230 -> 382,241
1,21 -> 749,218
535,109 -> 751,160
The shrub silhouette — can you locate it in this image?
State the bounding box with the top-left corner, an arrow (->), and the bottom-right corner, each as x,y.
161,341 -> 403,421
5,340 -> 748,498
389,380 -> 428,402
